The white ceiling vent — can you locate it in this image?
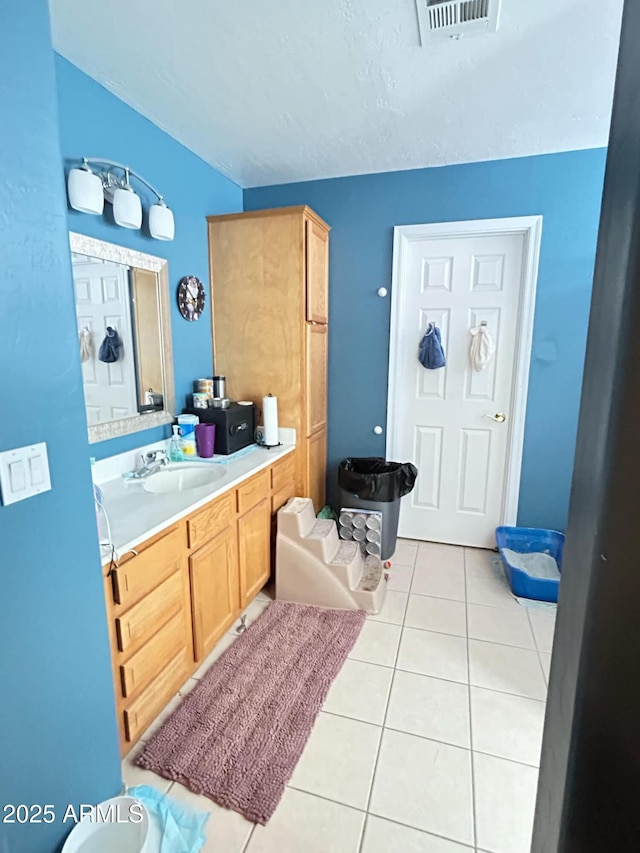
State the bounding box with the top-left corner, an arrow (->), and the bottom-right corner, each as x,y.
417,0 -> 501,43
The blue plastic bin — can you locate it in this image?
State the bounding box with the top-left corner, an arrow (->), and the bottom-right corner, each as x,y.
495,526 -> 564,602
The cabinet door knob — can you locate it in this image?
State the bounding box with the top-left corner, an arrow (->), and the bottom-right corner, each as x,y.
373,425 -> 383,435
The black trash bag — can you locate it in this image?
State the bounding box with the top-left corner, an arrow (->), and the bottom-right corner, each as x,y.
338,457 -> 418,503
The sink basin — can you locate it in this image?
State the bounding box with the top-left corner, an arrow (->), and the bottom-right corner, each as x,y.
143,464 -> 227,494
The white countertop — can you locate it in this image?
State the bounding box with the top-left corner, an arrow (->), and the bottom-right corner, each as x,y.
98,443 -> 295,564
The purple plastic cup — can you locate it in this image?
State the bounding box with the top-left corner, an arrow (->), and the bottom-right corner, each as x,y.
195,423 -> 216,458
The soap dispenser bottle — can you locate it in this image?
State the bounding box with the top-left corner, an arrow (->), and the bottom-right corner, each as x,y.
169,425 -> 183,462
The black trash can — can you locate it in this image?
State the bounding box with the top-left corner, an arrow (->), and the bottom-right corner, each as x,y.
338,458 -> 418,561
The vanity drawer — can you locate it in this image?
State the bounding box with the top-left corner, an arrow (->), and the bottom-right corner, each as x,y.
115,569 -> 183,654
123,646 -> 189,742
111,525 -> 182,609
187,491 -> 235,551
271,455 -> 296,494
272,483 -> 296,515
236,470 -> 270,515
119,609 -> 186,700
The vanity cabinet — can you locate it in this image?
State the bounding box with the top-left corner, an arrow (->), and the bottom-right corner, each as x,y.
208,206 -> 330,511
103,452 -> 295,755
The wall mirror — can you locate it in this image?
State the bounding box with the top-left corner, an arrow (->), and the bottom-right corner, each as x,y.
69,232 -> 175,443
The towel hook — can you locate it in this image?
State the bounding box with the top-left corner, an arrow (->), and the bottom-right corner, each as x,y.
480,320 -> 488,327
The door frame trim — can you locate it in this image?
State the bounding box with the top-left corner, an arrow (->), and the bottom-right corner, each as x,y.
386,215 -> 543,532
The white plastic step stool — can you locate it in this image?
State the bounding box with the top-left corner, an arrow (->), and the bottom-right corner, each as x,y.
276,497 -> 387,613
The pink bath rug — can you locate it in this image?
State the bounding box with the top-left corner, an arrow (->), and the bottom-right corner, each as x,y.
136,600 -> 366,824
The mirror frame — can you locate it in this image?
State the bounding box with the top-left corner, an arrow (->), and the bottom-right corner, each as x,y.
69,232 -> 175,443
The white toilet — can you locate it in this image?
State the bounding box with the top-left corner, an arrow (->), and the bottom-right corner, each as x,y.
62,796 -> 153,853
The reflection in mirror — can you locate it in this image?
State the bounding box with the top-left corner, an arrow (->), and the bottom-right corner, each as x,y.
69,233 -> 174,443
73,254 -> 161,423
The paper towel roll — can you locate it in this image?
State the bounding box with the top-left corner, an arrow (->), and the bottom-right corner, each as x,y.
263,394 -> 279,446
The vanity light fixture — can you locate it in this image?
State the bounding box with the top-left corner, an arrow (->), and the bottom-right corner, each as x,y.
111,170 -> 143,230
67,163 -> 104,215
67,158 -> 175,240
148,200 -> 175,241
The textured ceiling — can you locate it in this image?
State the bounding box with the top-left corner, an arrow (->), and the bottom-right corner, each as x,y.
49,0 -> 623,188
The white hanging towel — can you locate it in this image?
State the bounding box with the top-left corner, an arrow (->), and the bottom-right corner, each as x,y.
469,324 -> 495,372
79,327 -> 93,363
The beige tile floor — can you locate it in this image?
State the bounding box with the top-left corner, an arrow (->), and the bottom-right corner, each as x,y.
122,540 -> 556,853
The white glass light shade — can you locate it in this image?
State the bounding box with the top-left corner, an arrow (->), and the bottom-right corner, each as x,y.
149,202 -> 175,241
67,167 -> 104,215
113,187 -> 142,229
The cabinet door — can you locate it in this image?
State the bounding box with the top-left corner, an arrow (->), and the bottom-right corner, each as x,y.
306,323 -> 328,436
306,429 -> 327,513
305,218 -> 329,324
238,498 -> 271,607
189,525 -> 239,661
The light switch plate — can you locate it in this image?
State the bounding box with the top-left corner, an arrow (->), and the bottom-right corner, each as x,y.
0,442 -> 52,506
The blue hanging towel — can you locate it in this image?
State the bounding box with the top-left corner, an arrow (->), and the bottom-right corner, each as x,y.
98,326 -> 122,363
418,323 -> 446,369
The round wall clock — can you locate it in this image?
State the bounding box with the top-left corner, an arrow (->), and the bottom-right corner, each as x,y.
177,275 -> 205,321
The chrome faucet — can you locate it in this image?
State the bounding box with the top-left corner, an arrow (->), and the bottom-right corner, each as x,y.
132,449 -> 169,479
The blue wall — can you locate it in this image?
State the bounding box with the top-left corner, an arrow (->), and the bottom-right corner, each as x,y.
245,150 -> 607,531
54,55 -> 243,459
0,6 -> 122,852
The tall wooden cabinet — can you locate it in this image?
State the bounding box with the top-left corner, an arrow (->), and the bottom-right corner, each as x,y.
208,206 -> 330,510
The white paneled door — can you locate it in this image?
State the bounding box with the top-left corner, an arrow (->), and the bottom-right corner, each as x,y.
388,219 -> 542,548
74,259 -> 138,424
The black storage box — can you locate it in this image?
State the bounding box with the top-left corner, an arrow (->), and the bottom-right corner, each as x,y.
184,403 -> 255,455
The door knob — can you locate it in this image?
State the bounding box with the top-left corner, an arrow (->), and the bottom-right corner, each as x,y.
485,412 -> 506,423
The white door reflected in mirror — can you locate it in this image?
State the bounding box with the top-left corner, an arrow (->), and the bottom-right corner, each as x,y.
69,232 -> 175,443
73,256 -> 138,424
